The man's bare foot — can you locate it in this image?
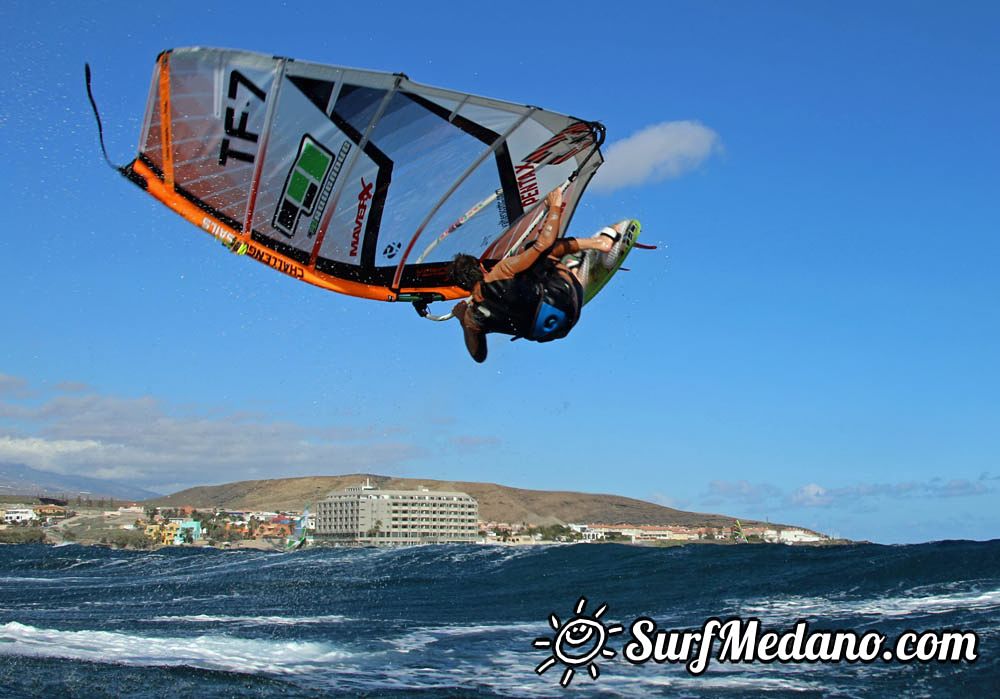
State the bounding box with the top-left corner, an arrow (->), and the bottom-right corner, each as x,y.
594,234 -> 615,253
592,224 -> 625,253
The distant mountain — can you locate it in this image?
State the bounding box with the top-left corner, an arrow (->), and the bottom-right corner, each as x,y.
0,462 -> 162,501
151,473 -> 806,531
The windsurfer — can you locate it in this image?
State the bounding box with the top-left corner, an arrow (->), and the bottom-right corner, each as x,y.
449,188 -> 618,362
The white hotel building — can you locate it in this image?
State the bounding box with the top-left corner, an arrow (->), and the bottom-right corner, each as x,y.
2,507 -> 38,524
315,481 -> 479,544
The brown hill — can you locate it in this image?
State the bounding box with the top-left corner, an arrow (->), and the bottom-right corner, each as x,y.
150,474 -> 795,530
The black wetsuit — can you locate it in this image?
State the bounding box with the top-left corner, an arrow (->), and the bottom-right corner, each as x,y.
470,258 -> 582,342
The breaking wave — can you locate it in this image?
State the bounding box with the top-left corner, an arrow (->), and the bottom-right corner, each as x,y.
0,540 -> 996,696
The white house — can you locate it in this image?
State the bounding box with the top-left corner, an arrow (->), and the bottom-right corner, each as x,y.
779,529 -> 825,543
3,508 -> 38,524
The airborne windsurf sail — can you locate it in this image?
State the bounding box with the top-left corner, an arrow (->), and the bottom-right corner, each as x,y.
116,47 -> 605,303
284,506 -> 310,552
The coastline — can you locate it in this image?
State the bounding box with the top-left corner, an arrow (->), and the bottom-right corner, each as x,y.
2,497 -> 845,550
2,527 -> 860,551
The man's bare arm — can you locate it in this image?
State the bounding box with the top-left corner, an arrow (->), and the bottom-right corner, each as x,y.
486,188 -> 565,281
453,301 -> 488,363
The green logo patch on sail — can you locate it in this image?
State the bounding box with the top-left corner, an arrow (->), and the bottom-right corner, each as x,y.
274,135 -> 344,238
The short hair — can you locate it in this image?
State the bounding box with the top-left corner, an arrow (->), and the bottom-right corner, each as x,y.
449,253 -> 483,291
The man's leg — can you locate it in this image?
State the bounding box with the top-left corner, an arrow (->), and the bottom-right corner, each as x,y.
556,222 -> 626,286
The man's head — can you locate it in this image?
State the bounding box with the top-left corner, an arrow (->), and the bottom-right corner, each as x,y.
450,253 -> 484,291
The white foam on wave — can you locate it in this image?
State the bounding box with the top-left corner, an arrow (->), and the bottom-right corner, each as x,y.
146,613 -> 351,626
738,586 -> 1000,622
610,671 -> 824,694
388,621 -> 546,653
0,621 -> 350,675
443,544 -> 548,564
0,620 -> 859,696
477,648 -> 827,698
60,558 -> 100,571
0,576 -> 88,584
167,592 -> 243,604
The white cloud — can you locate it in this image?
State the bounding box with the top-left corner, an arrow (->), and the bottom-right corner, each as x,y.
704,478 -> 993,511
450,435 -> 502,450
54,381 -> 92,393
0,374 -> 29,397
0,380 -> 435,491
790,480 -> 991,508
0,436 -> 106,467
791,483 -> 832,507
702,479 -> 782,506
649,492 -> 690,510
590,120 -> 722,193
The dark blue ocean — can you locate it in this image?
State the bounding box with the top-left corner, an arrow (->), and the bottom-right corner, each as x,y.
1,541 -> 996,697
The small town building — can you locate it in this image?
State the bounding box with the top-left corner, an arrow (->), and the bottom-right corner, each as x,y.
3,507 -> 38,524
173,520 -> 202,545
143,520 -> 199,545
584,524 -> 701,543
776,528 -> 825,544
256,522 -> 293,539
224,522 -> 249,537
145,522 -> 179,545
315,480 -> 479,545
34,504 -> 68,518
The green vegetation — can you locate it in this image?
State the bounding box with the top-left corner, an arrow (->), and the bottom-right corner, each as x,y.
0,528 -> 46,544
602,531 -> 630,542
201,519 -> 244,544
97,530 -> 154,549
525,524 -> 581,542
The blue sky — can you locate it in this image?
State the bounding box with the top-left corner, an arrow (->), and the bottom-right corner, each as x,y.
1,1 -> 998,544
